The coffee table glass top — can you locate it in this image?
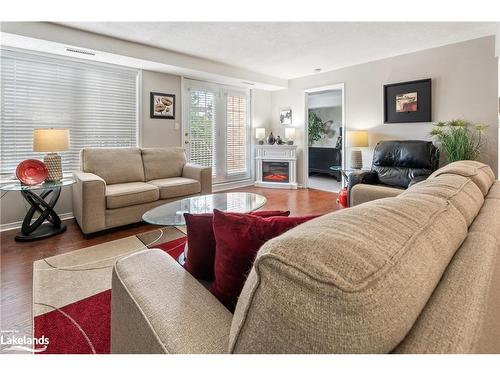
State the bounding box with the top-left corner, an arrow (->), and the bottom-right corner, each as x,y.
142,192 -> 267,226
0,178 -> 75,191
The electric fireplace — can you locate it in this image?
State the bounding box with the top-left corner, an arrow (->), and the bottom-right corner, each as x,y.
255,145 -> 297,189
262,161 -> 290,183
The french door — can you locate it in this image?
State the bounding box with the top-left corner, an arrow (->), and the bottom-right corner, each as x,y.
184,80 -> 251,184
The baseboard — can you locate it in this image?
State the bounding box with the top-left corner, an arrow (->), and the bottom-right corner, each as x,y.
0,212 -> 74,232
213,179 -> 255,192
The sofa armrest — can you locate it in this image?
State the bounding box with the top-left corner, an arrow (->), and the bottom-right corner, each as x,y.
347,171 -> 378,207
350,184 -> 404,207
72,171 -> 106,234
182,163 -> 212,194
111,249 -> 232,354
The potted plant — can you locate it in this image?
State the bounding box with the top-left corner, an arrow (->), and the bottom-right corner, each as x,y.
308,111 -> 324,146
430,119 -> 487,162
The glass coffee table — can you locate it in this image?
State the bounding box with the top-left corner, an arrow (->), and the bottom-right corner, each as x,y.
142,192 -> 267,264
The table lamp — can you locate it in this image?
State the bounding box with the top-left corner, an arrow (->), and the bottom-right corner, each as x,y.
33,128 -> 69,181
255,128 -> 266,145
347,130 -> 368,169
285,127 -> 296,145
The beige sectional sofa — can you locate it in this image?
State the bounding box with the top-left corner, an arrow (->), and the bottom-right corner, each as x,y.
72,147 -> 211,234
111,160 -> 499,353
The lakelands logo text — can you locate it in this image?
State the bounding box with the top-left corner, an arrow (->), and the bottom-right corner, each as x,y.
1,331 -> 49,353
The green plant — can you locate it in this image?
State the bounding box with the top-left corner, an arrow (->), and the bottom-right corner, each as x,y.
308,111 -> 324,146
430,119 -> 487,162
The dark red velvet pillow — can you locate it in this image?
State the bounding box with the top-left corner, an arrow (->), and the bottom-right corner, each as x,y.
184,210 -> 290,280
210,209 -> 319,312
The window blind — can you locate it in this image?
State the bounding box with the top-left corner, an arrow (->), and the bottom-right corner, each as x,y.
188,88 -> 217,177
226,93 -> 248,175
0,49 -> 138,175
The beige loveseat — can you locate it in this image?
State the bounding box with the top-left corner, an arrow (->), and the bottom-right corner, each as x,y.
72,147 -> 211,234
111,160 -> 499,353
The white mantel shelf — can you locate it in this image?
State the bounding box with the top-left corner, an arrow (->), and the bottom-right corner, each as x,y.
255,144 -> 298,189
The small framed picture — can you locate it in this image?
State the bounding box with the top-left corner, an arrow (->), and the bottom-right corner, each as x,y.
383,79 -> 431,123
279,108 -> 292,126
150,92 -> 175,119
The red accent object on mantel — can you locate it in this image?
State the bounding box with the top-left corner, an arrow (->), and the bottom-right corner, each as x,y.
184,210 -> 291,280
210,209 -> 320,312
16,159 -> 48,185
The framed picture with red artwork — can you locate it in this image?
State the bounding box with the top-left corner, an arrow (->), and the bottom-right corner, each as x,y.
384,79 -> 431,124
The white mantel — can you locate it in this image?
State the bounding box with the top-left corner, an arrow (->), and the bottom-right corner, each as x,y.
255,145 -> 298,189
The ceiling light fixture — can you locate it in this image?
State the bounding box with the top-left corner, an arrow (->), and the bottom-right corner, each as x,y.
314,68 -> 322,73
242,81 -> 256,86
65,47 -> 96,56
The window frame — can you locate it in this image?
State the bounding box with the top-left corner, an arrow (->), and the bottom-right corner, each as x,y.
183,79 -> 252,185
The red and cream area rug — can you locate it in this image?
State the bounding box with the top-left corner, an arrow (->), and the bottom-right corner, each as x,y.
33,226 -> 186,354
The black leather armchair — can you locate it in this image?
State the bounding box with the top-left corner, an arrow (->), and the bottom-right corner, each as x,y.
348,140 -> 439,207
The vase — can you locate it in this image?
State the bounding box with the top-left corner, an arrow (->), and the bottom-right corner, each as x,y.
267,132 -> 276,145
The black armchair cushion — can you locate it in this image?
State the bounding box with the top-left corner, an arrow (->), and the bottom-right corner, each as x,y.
372,140 -> 439,188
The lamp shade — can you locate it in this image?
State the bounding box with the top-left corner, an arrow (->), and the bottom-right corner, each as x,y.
285,127 -> 296,140
33,128 -> 69,152
255,128 -> 266,139
347,130 -> 369,147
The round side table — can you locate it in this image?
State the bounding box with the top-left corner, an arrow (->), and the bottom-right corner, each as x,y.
1,178 -> 75,241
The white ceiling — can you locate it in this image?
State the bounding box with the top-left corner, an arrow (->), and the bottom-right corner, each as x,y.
59,22 -> 498,80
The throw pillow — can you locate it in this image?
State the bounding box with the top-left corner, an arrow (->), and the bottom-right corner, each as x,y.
210,209 -> 319,312
184,210 -> 290,280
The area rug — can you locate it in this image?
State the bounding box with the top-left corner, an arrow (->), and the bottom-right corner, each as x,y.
33,226 -> 186,354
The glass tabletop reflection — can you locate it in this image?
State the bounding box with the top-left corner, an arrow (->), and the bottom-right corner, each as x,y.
0,178 -> 76,191
142,192 -> 267,226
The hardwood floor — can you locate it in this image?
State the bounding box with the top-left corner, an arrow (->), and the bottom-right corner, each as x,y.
0,187 -> 339,339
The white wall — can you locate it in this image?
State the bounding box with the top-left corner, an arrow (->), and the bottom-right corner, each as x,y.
252,89 -> 273,134
141,70 -> 182,148
271,36 -> 499,186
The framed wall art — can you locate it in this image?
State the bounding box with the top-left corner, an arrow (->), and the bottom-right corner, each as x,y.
150,92 -> 176,119
279,108 -> 292,126
383,79 -> 431,123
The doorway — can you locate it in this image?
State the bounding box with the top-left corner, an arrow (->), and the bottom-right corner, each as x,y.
305,84 -> 345,193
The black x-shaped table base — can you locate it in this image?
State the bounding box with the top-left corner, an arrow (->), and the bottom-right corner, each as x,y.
15,187 -> 67,242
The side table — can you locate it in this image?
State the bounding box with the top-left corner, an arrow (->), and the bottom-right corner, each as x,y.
0,178 -> 75,241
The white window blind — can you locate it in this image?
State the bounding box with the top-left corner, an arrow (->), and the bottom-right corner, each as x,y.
226,93 -> 248,175
0,49 -> 138,175
188,89 -> 217,176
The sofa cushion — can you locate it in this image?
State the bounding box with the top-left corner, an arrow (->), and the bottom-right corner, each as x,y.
486,181 -> 500,200
468,198 -> 500,243
81,148 -> 145,185
142,148 -> 186,181
401,173 -> 484,227
211,210 -> 319,312
148,177 -> 201,200
183,210 -> 291,281
428,160 -> 495,196
229,194 -> 467,353
106,182 -> 159,209
393,232 -> 498,353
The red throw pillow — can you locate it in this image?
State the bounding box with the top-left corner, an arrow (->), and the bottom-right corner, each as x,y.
184,210 -> 290,280
210,209 -> 319,312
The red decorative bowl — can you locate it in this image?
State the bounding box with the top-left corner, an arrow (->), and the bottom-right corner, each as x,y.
16,159 -> 48,185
